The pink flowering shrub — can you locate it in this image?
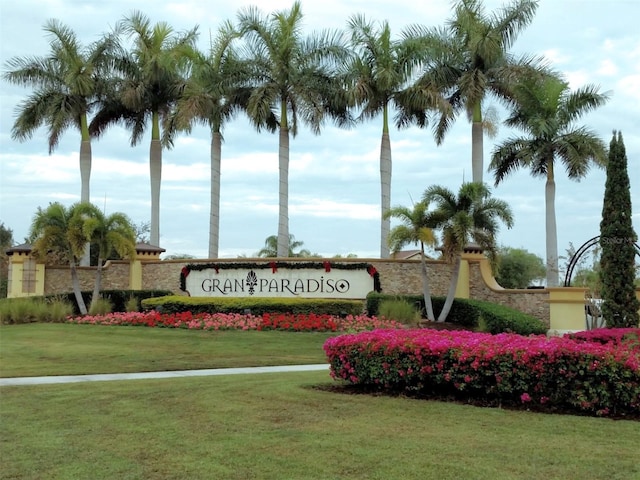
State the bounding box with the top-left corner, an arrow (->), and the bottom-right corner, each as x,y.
565,328 -> 640,350
67,311 -> 404,332
323,329 -> 640,417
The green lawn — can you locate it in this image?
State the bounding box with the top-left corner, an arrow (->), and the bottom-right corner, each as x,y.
2,372 -> 639,480
0,323 -> 333,377
1,323 -> 639,479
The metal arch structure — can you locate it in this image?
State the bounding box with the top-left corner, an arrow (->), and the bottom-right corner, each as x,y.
563,235 -> 640,287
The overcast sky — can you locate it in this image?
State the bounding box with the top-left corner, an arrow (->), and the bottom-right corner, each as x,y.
1,0 -> 638,264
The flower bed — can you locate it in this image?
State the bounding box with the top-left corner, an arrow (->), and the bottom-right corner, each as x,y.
66,311 -> 404,332
323,329 -> 640,417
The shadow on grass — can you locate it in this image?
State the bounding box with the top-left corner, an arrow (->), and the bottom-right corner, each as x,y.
308,382 -> 640,422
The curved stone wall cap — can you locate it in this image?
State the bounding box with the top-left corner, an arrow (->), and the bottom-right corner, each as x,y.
135,242 -> 166,253
5,243 -> 33,255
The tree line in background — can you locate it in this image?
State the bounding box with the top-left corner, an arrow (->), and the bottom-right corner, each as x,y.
0,0 -> 614,289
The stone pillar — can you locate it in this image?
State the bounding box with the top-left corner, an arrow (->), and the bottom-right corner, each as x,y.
129,243 -> 165,290
455,244 -> 487,299
5,244 -> 45,298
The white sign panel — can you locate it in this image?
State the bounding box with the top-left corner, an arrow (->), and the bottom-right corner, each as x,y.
183,266 -> 375,298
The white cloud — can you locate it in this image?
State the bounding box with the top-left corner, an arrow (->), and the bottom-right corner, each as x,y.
597,59 -> 618,76
1,0 -> 639,261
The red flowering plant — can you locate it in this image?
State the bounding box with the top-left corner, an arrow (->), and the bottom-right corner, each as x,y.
66,311 -> 403,332
323,329 -> 640,417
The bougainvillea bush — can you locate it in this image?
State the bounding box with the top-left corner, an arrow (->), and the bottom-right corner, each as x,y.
66,311 -> 404,332
323,329 -> 640,417
564,328 -> 640,349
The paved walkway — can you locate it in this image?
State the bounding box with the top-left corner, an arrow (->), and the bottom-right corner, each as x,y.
0,364 -> 330,387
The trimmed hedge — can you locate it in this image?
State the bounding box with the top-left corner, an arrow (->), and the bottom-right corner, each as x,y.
464,298 -> 547,335
366,293 -> 546,335
140,295 -> 365,316
324,329 -> 640,417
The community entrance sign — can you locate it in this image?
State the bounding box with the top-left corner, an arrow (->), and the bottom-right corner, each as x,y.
179,261 -> 380,299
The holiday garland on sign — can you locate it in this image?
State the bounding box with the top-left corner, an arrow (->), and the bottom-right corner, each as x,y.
180,261 -> 381,293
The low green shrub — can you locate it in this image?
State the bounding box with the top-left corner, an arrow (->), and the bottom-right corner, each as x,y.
378,298 -> 420,326
465,299 -> 547,335
365,293 -> 546,334
141,295 -> 364,316
366,293 -> 478,327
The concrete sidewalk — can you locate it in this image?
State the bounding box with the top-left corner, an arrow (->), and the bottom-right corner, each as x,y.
0,364 -> 330,387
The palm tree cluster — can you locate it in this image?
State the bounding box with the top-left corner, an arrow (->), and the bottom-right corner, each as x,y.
4,0 -> 609,273
386,181 -> 513,322
29,202 -> 136,314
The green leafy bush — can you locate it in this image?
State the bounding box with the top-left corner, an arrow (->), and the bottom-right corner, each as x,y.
365,293 -> 546,334
465,299 -> 547,335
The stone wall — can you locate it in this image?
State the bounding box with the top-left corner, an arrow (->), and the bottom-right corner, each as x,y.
466,259 -> 549,324
38,257 -> 550,323
44,261 -> 131,295
370,259 -> 454,297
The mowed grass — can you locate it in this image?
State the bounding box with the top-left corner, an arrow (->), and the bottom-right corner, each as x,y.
0,323 -> 333,377
1,323 -> 639,479
1,371 -> 639,480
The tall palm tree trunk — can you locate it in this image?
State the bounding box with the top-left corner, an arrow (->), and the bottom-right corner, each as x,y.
70,259 -> 88,315
437,256 -> 461,322
545,163 -> 559,287
209,131 -> 222,258
277,124 -> 290,258
90,257 -> 104,312
79,113 -> 92,266
380,107 -> 392,259
471,102 -> 484,183
419,243 -> 435,321
149,112 -> 162,247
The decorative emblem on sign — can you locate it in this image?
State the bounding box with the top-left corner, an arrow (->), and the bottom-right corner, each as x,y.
246,270 -> 258,295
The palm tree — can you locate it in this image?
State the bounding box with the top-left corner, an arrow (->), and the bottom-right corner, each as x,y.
3,20 -> 116,265
90,11 -> 198,247
29,202 -> 93,314
346,14 -> 444,259
423,182 -> 513,322
237,1 -> 351,257
77,204 -> 136,311
489,75 -> 609,286
385,202 -> 438,321
169,21 -> 257,259
256,234 -> 311,258
409,0 -> 541,183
